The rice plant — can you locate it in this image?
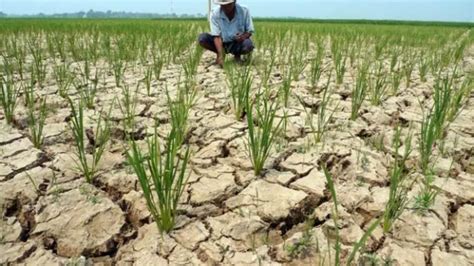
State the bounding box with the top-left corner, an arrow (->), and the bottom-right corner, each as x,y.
322,166 -> 341,266
369,61 -> 388,105
0,75 -> 20,124
183,45 -> 203,81
309,42 -> 325,90
143,65 -> 153,96
447,76 -> 471,122
118,83 -> 138,133
391,71 -> 403,95
331,37 -> 347,85
351,62 -> 370,120
289,44 -> 307,81
112,57 -> 126,88
383,127 -> 412,233
246,90 -> 283,176
402,54 -> 416,88
126,126 -> 191,234
418,105 -> 438,174
225,64 -> 252,120
53,63 -> 74,98
300,73 -> 337,144
74,71 -> 99,110
25,85 -> 47,148
418,51 -> 430,82
279,67 -> 293,108
167,81 -> 196,147
68,98 -> 112,183
413,173 -> 438,214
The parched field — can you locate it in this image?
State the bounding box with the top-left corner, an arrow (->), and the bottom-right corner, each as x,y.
1,19 -> 473,265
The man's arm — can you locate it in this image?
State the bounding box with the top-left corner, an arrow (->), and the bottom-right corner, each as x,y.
214,36 -> 225,66
210,10 -> 224,66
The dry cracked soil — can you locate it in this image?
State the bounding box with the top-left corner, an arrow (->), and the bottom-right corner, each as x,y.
1,45 -> 474,266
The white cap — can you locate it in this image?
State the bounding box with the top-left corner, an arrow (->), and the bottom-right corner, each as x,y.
214,0 -> 235,5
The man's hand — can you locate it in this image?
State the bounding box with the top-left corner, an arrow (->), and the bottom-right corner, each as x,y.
235,32 -> 251,43
215,56 -> 224,67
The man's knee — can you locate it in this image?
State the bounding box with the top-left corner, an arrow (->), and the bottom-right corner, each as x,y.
242,39 -> 254,53
198,33 -> 209,46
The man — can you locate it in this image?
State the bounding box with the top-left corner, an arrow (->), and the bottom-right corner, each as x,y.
198,0 -> 255,67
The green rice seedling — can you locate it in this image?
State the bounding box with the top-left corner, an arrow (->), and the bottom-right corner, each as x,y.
68,98 -> 112,183
346,216 -> 383,266
351,62 -> 370,120
259,45 -> 276,88
447,77 -> 472,122
29,45 -> 47,88
413,173 -> 439,215
25,85 -> 47,148
167,82 -> 196,147
279,67 -> 293,108
126,126 -> 191,234
53,63 -> 74,98
369,61 -> 388,106
331,37 -> 347,85
391,71 -> 403,95
75,70 -> 99,109
225,64 -> 252,120
183,45 -> 203,81
118,83 -> 138,132
0,75 -> 20,124
322,166 -> 341,266
383,127 -> 412,233
418,51 -> 430,82
419,106 -> 438,174
402,54 -> 416,88
246,90 -> 283,176
300,73 -> 337,144
112,57 -> 126,88
309,42 -> 325,90
152,53 -> 164,81
389,47 -> 402,73
374,38 -> 387,60
290,44 -> 307,81
143,65 -> 153,96
431,73 -> 455,140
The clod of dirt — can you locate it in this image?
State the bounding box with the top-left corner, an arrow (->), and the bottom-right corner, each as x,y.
226,180 -> 308,222
116,223 -> 175,264
171,221 -> 210,250
31,186 -> 126,257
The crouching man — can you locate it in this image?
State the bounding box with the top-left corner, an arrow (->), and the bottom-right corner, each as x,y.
198,0 -> 255,67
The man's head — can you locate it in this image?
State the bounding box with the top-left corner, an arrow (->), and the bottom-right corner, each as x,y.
214,0 -> 235,13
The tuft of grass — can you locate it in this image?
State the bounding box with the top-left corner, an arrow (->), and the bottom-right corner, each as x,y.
225,64 -> 252,120
322,166 -> 341,266
369,60 -> 388,106
351,62 -> 370,120
419,105 -> 438,174
309,42 -> 325,90
167,81 -> 196,147
279,67 -> 293,108
383,126 -> 412,233
413,173 -> 439,215
126,126 -> 191,234
25,84 -> 47,148
246,90 -> 283,176
331,37 -> 347,85
68,98 -> 112,183
118,83 -> 138,133
299,72 -> 337,144
0,75 -> 20,124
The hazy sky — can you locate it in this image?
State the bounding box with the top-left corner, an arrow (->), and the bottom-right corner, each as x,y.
1,0 -> 472,22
